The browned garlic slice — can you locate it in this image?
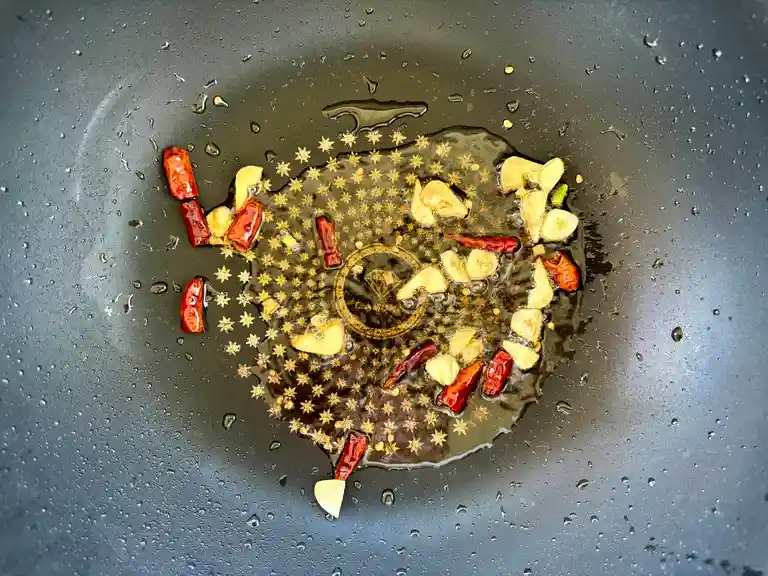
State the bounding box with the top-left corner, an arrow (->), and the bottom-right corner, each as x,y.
314,479 -> 345,518
420,180 -> 468,219
396,266 -> 448,300
500,156 -> 543,193
519,187 -> 549,243
440,250 -> 470,283
410,179 -> 436,227
466,249 -> 499,280
291,319 -> 345,356
426,353 -> 461,386
501,340 -> 540,371
527,259 -> 555,309
509,308 -> 543,343
234,165 -> 263,212
448,327 -> 484,364
540,209 -> 579,242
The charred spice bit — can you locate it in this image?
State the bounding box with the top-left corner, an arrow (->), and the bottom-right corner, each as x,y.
227,198 -> 264,251
437,360 -> 484,415
446,234 -> 519,253
383,340 -> 438,390
334,431 -> 369,480
482,349 -> 514,398
543,250 -> 581,291
315,215 -> 343,269
180,200 -> 211,247
163,146 -> 199,201
181,277 -> 207,333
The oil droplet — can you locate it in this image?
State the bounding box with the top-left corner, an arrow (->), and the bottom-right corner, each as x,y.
132,280 -> 143,289
635,352 -> 643,361
212,95 -> 229,108
621,476 -> 630,485
495,491 -> 503,501
322,99 -> 427,133
343,53 -> 355,61
192,93 -> 208,114
222,413 -> 237,430
353,480 -> 362,489
269,440 -> 281,451
691,205 -> 700,216
331,568 -> 343,576
204,142 -> 221,157
279,475 -> 287,487
128,219 -> 143,228
671,326 -> 683,342
176,337 -> 184,345
362,75 -> 378,95
556,400 -> 573,416
448,93 -> 464,103
265,150 -> 278,163
713,308 -> 720,316
528,56 -> 536,63
502,119 -> 513,130
647,477 -> 656,487
671,417 -> 679,426
456,504 -> 467,514
504,65 -> 514,74
381,489 -> 395,506
409,529 -> 420,537
505,100 -> 520,113
655,55 -> 667,65
135,170 -> 145,180
643,35 -> 659,48
150,281 -> 168,294
461,48 -> 472,60
713,48 -> 723,60
246,513 -> 261,527
250,121 -> 261,134
576,478 -> 589,490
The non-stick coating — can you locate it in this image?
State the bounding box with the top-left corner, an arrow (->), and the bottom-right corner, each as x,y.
1,1 -> 767,574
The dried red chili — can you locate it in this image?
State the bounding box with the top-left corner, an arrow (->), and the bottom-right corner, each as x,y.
180,199 -> 211,247
543,250 -> 580,291
383,340 -> 438,390
226,197 -> 264,252
334,431 -> 369,481
163,147 -> 199,201
437,360 -> 484,414
446,234 -> 519,253
482,349 -> 514,398
181,277 -> 207,333
315,215 -> 343,269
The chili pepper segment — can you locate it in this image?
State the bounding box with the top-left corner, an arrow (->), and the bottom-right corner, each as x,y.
543,250 -> 580,291
383,339 -> 438,389
180,276 -> 207,333
180,199 -> 212,247
315,215 -> 343,269
446,233 -> 519,253
482,349 -> 514,398
334,431 -> 369,480
437,360 -> 484,414
227,197 -> 264,251
163,146 -> 199,201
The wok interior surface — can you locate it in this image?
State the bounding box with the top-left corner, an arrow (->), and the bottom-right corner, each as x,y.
0,0 -> 767,574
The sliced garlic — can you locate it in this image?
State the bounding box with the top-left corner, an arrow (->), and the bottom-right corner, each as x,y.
396,266 -> 448,300
532,245 -> 546,257
499,156 -> 543,193
525,158 -> 565,194
501,340 -> 540,371
420,180 -> 468,219
519,187 -> 549,243
280,231 -> 301,252
449,328 -> 477,357
465,249 -> 499,280
206,206 -> 233,238
540,209 -> 579,242
440,250 -> 470,283
261,297 -> 279,316
314,479 -> 345,518
426,353 -> 461,387
291,319 -> 345,356
234,165 -> 263,212
527,259 -> 555,309
410,179 -> 436,227
509,308 -> 543,343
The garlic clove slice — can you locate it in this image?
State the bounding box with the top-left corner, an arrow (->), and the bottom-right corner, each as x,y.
291,319 -> 345,356
234,165 -> 263,212
420,180 -> 468,219
525,158 -> 565,194
501,340 -> 540,371
540,209 -> 579,242
396,266 -> 448,300
500,156 -> 543,193
448,327 -> 478,357
465,249 -> 499,280
519,187 -> 549,243
410,179 -> 436,227
509,308 -> 543,343
527,259 -> 555,309
314,479 -> 346,518
426,353 -> 461,386
440,250 -> 470,283
206,206 -> 233,238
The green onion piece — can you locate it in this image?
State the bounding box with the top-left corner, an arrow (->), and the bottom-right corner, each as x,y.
550,183 -> 568,207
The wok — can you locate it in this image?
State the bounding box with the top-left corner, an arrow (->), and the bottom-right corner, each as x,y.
1,0 -> 767,574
